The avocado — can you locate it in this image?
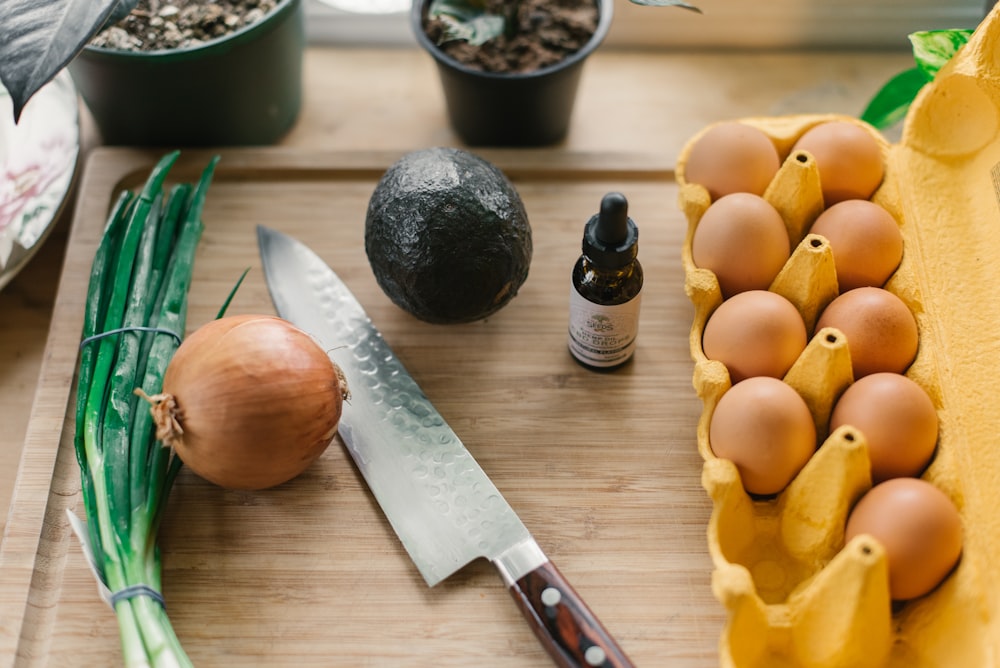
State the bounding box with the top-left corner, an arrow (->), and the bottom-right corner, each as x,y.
365,147 -> 533,324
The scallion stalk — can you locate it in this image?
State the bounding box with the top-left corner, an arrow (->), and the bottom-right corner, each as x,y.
73,151 -> 219,667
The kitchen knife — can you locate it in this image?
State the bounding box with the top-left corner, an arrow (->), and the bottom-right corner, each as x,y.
257,225 -> 634,668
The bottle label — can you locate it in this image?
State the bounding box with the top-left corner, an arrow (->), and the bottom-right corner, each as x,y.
567,285 -> 642,367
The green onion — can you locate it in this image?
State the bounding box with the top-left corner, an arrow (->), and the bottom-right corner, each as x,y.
73,151 -> 219,667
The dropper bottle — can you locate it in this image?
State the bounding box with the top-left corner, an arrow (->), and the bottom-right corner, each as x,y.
567,192 -> 643,370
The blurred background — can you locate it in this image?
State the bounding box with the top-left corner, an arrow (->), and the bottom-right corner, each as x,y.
307,0 -> 988,50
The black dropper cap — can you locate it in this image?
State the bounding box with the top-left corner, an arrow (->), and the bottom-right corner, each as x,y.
582,192 -> 638,269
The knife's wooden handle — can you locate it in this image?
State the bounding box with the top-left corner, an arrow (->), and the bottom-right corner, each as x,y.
508,560 -> 635,668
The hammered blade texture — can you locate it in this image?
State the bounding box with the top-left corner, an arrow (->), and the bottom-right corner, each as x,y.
258,227 -> 531,586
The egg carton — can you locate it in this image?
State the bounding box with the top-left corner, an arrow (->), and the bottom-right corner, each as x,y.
676,9 -> 1000,668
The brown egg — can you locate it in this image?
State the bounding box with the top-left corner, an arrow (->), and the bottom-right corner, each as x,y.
702,290 -> 807,383
809,199 -> 904,291
710,377 -> 816,496
831,373 -> 938,482
684,121 -> 781,199
792,121 -> 885,205
845,478 -> 962,600
815,287 -> 918,378
692,193 -> 790,297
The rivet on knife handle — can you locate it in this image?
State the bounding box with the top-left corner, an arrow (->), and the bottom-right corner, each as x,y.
506,559 -> 634,668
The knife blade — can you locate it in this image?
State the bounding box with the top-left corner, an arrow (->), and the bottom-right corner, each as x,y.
257,225 -> 634,668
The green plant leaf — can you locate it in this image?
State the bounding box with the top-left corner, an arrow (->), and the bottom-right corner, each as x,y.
860,67 -> 929,130
909,29 -> 973,79
859,27 -> 974,130
628,0 -> 702,13
428,0 -> 506,46
0,0 -> 136,123
428,0 -> 489,18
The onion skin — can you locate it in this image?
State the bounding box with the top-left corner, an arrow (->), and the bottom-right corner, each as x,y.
150,314 -> 349,490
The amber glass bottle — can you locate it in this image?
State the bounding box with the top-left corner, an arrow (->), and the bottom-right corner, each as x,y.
567,192 -> 643,370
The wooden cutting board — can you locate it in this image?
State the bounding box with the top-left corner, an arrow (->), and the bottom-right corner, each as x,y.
0,147 -> 722,667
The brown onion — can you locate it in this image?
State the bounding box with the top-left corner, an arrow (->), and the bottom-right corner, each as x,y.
145,314 -> 349,490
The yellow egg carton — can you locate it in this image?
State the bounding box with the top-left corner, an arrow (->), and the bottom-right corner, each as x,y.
675,8 -> 1000,667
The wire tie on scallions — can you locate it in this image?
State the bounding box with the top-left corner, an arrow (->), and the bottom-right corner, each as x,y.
108,583 -> 167,609
79,326 -> 183,349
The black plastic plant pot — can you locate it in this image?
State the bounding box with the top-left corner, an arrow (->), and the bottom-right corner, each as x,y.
68,0 -> 304,147
412,0 -> 613,147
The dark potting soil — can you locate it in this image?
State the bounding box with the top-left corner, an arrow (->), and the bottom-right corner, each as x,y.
90,0 -> 279,51
423,0 -> 599,74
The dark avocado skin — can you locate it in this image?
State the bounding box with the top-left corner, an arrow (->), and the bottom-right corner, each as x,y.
365,147 -> 533,324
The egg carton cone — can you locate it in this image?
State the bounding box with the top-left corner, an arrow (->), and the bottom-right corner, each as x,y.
676,7 -> 1000,667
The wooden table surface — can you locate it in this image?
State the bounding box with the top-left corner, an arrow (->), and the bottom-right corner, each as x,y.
0,46 -> 913,664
